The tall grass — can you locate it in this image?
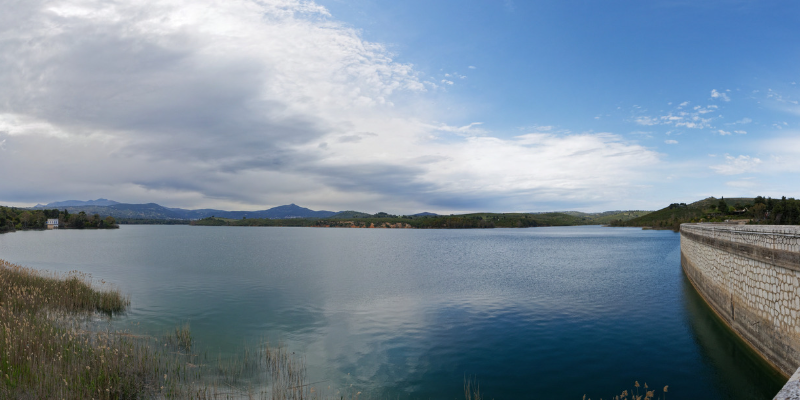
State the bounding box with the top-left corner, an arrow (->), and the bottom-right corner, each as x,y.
583,381 -> 669,400
0,259 -> 163,399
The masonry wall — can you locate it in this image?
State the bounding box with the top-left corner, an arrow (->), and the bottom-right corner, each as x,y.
680,223 -> 800,377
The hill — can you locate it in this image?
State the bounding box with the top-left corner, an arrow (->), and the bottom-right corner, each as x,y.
330,210 -> 373,218
555,210 -> 652,224
610,197 -> 761,230
36,202 -> 337,221
33,198 -> 119,208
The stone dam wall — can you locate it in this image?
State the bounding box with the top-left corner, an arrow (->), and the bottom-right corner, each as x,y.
680,223 -> 800,378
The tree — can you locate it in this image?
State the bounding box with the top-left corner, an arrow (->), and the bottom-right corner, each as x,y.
717,198 -> 728,215
19,211 -> 31,229
70,211 -> 87,229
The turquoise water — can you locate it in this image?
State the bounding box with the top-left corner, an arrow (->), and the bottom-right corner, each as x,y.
0,225 -> 785,399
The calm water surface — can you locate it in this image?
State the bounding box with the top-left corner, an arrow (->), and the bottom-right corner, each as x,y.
0,225 -> 786,399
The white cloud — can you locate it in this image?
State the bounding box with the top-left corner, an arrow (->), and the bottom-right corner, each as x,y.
634,116 -> 659,126
468,66 -> 477,69
664,140 -> 678,144
0,0 -> 663,212
767,89 -> 799,105
734,117 -> 752,124
441,79 -> 454,85
431,122 -> 485,135
709,155 -> 762,175
717,130 -> 732,135
631,102 -> 716,130
734,130 -> 747,135
711,89 -> 731,102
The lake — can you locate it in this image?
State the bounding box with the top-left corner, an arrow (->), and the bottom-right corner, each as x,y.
0,225 -> 786,399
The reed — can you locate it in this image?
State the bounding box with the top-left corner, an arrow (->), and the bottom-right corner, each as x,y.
583,381 -> 669,400
0,260 -> 128,315
464,376 -> 482,400
0,259 -> 168,399
165,322 -> 193,353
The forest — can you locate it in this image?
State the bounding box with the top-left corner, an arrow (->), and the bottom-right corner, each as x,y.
0,207 -> 118,233
609,196 -> 800,231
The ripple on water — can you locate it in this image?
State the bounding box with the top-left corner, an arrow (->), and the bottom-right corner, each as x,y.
0,225 -> 786,399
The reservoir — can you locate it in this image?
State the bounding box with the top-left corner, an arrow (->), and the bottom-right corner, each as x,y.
0,225 -> 786,399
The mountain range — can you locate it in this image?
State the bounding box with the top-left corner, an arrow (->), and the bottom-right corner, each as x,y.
32,200 -> 341,220
30,199 -> 443,220
34,198 -> 120,208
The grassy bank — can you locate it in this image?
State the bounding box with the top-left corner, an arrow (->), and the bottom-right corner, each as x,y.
0,259 -> 158,399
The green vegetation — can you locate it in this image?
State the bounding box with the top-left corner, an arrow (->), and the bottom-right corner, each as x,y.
0,207 -> 118,233
559,210 -> 652,224
116,218 -> 190,225
330,210 -> 373,218
192,210 -> 653,229
194,212 -> 568,228
610,195 -> 800,231
0,259 -> 151,399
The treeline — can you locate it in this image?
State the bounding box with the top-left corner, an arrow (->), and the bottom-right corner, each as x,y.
0,207 -> 118,233
191,212 -> 566,229
609,195 -> 800,231
116,218 -> 190,225
750,196 -> 800,225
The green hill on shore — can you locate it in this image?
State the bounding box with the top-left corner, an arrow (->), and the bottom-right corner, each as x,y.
608,196 -> 800,230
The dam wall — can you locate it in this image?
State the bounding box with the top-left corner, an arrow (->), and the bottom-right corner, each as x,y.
680,223 -> 800,378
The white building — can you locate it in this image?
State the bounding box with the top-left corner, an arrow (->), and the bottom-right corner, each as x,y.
46,218 -> 59,229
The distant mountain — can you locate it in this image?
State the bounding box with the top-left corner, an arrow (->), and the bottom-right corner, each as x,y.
411,212 -> 438,217
32,202 -> 337,220
330,210 -> 373,218
34,198 -> 120,208
247,204 -> 337,219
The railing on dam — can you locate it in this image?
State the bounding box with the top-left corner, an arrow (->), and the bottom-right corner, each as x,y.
680,223 -> 800,399
681,223 -> 800,272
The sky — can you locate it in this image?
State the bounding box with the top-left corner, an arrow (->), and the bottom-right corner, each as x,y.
1,0 -> 799,214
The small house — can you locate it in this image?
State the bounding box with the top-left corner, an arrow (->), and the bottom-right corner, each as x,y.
46,218 -> 59,229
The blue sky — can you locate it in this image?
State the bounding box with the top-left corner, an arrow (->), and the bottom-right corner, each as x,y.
1,0 -> 798,213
